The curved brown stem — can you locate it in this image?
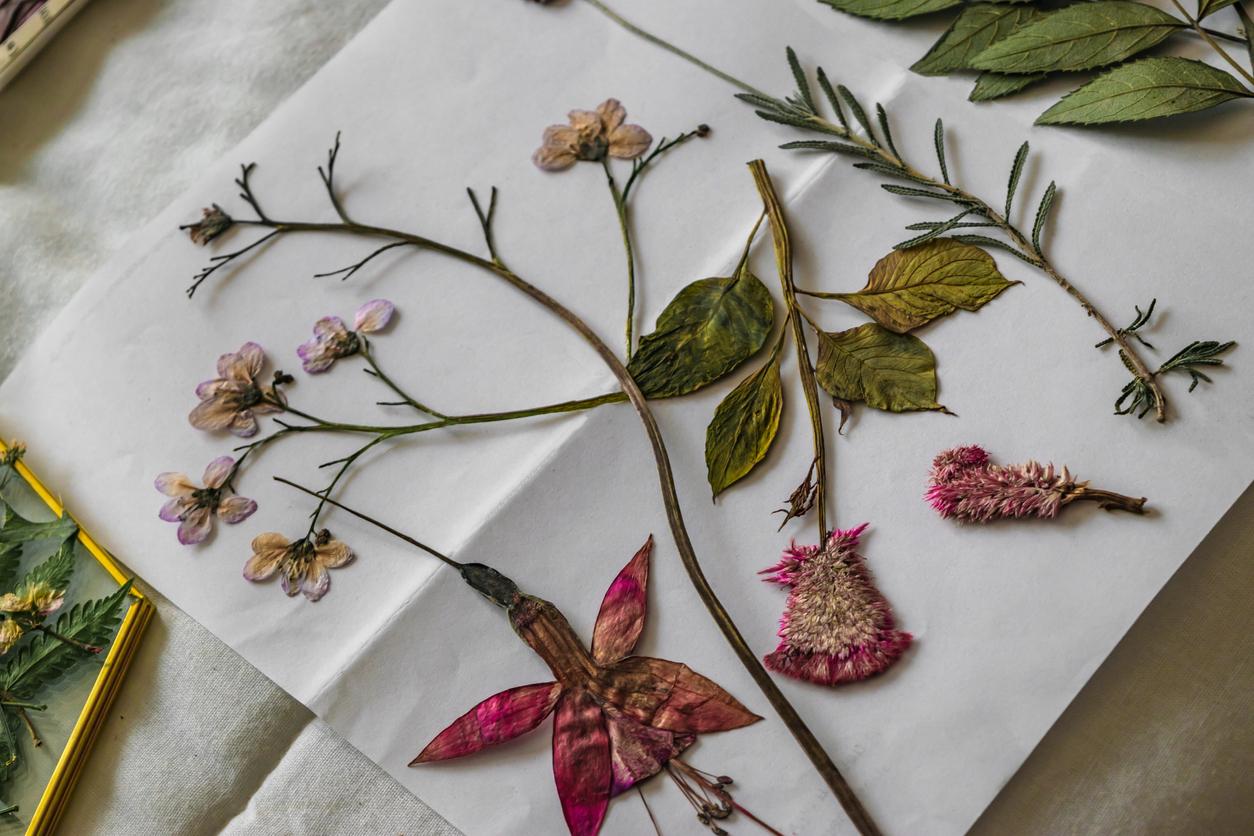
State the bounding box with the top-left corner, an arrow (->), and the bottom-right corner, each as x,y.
1068,486 -> 1148,514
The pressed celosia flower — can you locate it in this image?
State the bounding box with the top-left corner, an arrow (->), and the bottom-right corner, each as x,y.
0,620 -> 24,655
0,581 -> 65,617
761,524 -> 912,687
297,299 -> 394,373
180,204 -> 234,245
188,342 -> 283,438
532,99 -> 652,172
155,455 -> 256,545
243,529 -> 354,602
926,444 -> 1147,523
413,538 -> 760,836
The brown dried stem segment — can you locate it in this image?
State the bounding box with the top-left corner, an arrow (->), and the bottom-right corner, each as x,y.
1068,486 -> 1148,514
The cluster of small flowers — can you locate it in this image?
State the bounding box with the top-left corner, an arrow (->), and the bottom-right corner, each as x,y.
926,445 -> 1073,523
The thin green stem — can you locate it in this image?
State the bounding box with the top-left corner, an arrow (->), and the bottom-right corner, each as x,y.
602,159 -> 638,359
361,341 -> 447,418
1169,0 -> 1254,86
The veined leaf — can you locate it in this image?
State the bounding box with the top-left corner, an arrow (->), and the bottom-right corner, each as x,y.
970,2 -> 1185,73
0,510 -> 77,545
815,324 -> 947,412
970,71 -> 1048,100
705,356 -> 784,498
1037,57 -> 1251,124
818,0 -> 963,21
2,581 -> 132,699
819,239 -> 1016,333
0,543 -> 21,592
913,4 -> 1043,76
1196,0 -> 1236,19
628,264 -> 774,398
19,535 -> 77,595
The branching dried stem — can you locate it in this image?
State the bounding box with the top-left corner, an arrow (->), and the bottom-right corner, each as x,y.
185,141 -> 873,832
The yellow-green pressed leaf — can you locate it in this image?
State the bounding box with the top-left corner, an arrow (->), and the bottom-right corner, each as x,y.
970,1 -> 1185,73
818,0 -> 962,22
826,239 -> 1016,333
1037,57 -> 1251,124
970,71 -> 1048,100
815,323 -> 946,412
1196,0 -> 1236,19
628,264 -> 774,398
912,4 -> 1043,76
705,357 -> 783,498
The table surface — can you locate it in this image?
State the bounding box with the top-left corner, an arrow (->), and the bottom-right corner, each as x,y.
1,1 -> 1249,833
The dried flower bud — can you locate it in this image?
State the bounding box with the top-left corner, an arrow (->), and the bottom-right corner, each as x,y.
180,204 -> 234,246
696,124 -> 711,137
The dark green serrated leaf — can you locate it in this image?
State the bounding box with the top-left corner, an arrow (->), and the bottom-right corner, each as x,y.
970,71 -> 1048,101
0,544 -> 21,592
934,119 -> 951,184
814,239 -> 1017,332
628,265 -> 774,398
19,535 -> 78,595
1038,56 -> 1252,124
815,67 -> 851,131
0,510 -> 77,545
704,356 -> 784,498
786,47 -> 817,112
913,3 -> 1043,75
837,85 -> 877,141
875,104 -> 899,157
1005,141 -> 1030,218
949,234 -> 1044,265
971,1 -> 1186,73
1196,0 -> 1237,18
1032,181 -> 1056,251
819,0 -> 963,20
1237,3 -> 1254,72
2,581 -> 132,699
815,323 -> 947,412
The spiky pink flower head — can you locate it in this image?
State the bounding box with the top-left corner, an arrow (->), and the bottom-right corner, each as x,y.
760,524 -> 912,687
926,445 -> 1147,523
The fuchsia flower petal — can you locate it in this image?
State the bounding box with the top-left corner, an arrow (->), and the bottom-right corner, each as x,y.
552,689 -> 612,836
201,456 -> 235,489
761,525 -> 912,687
604,656 -> 762,734
604,711 -> 693,796
590,536 -> 650,665
353,299 -> 394,333
411,682 -> 564,765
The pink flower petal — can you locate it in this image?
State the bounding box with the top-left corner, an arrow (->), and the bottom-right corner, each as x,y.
176,506 -> 213,545
596,99 -> 626,132
410,682 -> 563,765
229,410 -> 259,438
217,496 -> 257,524
154,472 -> 195,497
551,689 -> 611,836
533,145 -> 578,172
202,456 -> 235,489
159,497 -> 191,522
312,316 -> 349,341
591,536 -> 650,665
298,339 -> 338,374
607,124 -> 652,160
300,560 -> 331,602
236,342 -> 266,378
353,299 -> 394,333
188,397 -> 238,432
605,710 -> 691,796
604,657 -> 762,734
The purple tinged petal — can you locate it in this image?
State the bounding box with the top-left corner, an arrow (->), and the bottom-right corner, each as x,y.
189,398 -> 238,432
353,299 -> 394,333
312,316 -> 349,341
410,682 -> 563,765
176,506 -> 213,545
551,689 -> 611,836
154,472 -> 194,497
229,410 -> 259,438
301,561 -> 331,602
298,339 -> 338,374
217,496 -> 257,524
159,497 -> 191,522
236,342 -> 266,378
202,456 -> 235,489
591,536 -> 650,665
605,711 -> 691,796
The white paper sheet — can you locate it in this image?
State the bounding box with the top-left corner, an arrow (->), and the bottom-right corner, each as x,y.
1,1 -> 1250,833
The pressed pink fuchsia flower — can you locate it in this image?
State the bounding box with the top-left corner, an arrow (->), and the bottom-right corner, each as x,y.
188,342 -> 282,438
532,99 -> 652,171
297,299 -> 394,373
925,445 -> 1147,523
243,529 -> 354,602
156,455 -> 256,545
412,538 -> 760,836
761,524 -> 912,687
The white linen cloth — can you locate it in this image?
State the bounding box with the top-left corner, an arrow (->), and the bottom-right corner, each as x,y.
2,1 -> 1252,834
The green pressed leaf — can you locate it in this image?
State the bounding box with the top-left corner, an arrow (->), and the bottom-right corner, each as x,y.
704,357 -> 784,498
1037,57 -> 1251,124
815,324 -> 946,412
970,71 -> 1048,100
0,510 -> 77,545
913,4 -> 1043,76
0,544 -> 21,592
2,581 -> 132,699
628,264 -> 774,398
822,239 -> 1016,332
970,1 -> 1185,73
1196,0 -> 1236,19
818,0 -> 963,21
19,535 -> 78,595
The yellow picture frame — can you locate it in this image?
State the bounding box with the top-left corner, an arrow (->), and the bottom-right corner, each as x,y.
0,440 -> 153,835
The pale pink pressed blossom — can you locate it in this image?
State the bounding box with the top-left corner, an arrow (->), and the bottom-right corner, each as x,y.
297,299 -> 394,373
179,204 -> 234,245
926,445 -> 1147,523
188,342 -> 282,438
532,99 -> 652,172
243,529 -> 354,602
760,524 -> 912,687
156,455 -> 256,545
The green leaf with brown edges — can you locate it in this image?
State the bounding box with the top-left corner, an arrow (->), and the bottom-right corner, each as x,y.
970,71 -> 1048,101
1036,57 -> 1251,124
819,239 -> 1016,333
705,356 -> 783,498
628,264 -> 774,398
913,4 -> 1043,76
816,323 -> 947,412
970,1 -> 1185,73
818,0 -> 963,22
